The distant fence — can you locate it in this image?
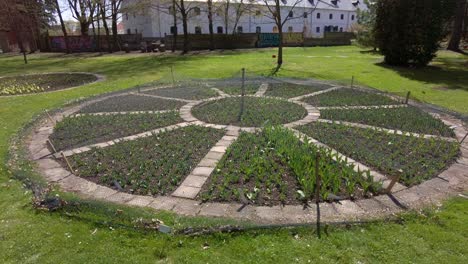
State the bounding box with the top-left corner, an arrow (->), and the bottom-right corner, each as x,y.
48,34 -> 143,52
165,32 -> 353,50
44,31 -> 353,52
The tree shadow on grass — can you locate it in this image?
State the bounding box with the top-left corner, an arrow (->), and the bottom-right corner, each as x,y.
375,58 -> 468,91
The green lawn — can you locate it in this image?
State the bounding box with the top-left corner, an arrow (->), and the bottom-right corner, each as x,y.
1,47 -> 467,263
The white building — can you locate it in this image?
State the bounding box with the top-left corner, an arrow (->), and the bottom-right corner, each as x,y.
122,0 -> 366,38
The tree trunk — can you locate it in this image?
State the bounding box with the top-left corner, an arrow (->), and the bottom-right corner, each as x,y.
275,0 -> 283,66
172,0 -> 177,52
207,0 -> 214,50
97,7 -> 101,52
180,0 -> 189,54
448,0 -> 467,51
55,0 -> 70,53
99,5 -> 112,53
111,1 -> 120,51
80,21 -> 90,36
182,13 -> 189,53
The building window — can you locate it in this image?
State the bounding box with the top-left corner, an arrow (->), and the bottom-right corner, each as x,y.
273,26 -> 278,33
135,28 -> 138,34
333,26 -> 338,32
288,26 -> 293,32
289,11 -> 293,18
217,26 -> 223,34
195,26 -> 202,34
125,13 -> 128,20
237,26 -> 243,33
329,14 -> 333,19
170,26 -> 177,34
340,14 -> 344,20
351,14 -> 355,20
316,13 -> 320,19
255,10 -> 261,16
127,29 -> 131,34
339,27 -> 343,32
194,7 -> 201,16
316,26 -> 320,33
256,26 -> 261,33
303,12 -> 308,18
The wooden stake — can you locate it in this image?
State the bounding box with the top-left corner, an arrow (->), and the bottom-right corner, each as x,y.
460,132 -> 468,144
170,66 -> 175,88
45,111 -> 55,124
405,91 -> 411,104
61,151 -> 74,173
315,153 -> 321,239
385,175 -> 401,193
47,139 -> 57,154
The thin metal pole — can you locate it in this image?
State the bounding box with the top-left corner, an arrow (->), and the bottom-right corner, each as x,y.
170,66 -> 175,88
351,76 -> 354,89
238,68 -> 246,122
315,153 -> 321,239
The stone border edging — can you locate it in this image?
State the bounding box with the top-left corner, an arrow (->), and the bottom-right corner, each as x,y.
26,80 -> 468,224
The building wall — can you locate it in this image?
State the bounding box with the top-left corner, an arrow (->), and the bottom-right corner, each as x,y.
122,1 -> 360,38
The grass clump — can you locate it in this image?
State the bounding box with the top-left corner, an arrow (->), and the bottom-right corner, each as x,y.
79,94 -> 186,113
66,125 -> 224,195
265,82 -> 331,98
201,126 -> 381,205
192,97 -> 307,127
0,73 -> 97,96
143,86 -> 218,100
298,122 -> 460,186
49,111 -> 183,151
304,88 -> 399,106
320,106 -> 455,137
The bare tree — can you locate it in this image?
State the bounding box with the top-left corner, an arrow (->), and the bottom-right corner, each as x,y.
54,0 -> 71,53
447,0 -> 467,52
262,0 -> 303,67
67,0 -> 96,35
207,0 -> 214,49
218,0 -> 253,34
110,0 -> 123,50
98,0 -> 112,52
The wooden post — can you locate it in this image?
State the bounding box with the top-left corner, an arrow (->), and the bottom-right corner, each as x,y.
170,66 -> 175,88
45,111 -> 55,124
385,175 -> 401,193
47,139 -> 57,154
315,153 -> 321,239
460,132 -> 468,144
351,76 -> 354,89
405,91 -> 411,104
61,152 -> 74,173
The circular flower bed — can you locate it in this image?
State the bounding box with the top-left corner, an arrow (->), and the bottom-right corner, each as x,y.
0,73 -> 98,96
191,96 -> 307,127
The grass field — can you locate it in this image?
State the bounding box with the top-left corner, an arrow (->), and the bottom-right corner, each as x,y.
1,46 -> 467,263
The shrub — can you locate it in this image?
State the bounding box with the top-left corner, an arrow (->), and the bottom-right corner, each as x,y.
374,0 -> 453,66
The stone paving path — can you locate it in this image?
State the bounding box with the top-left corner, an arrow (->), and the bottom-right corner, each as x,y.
317,104 -> 407,110
254,83 -> 269,96
316,119 -> 457,142
27,80 -> 468,224
71,110 -> 175,117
